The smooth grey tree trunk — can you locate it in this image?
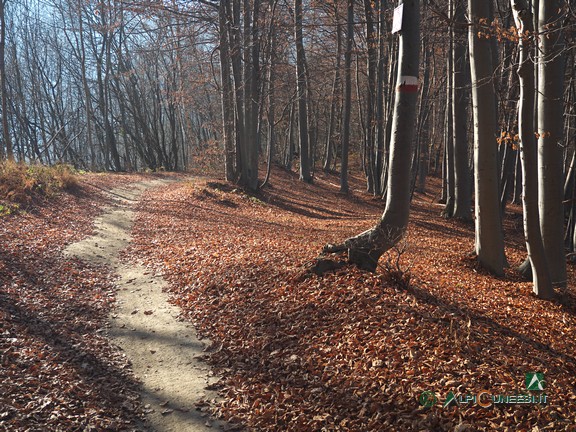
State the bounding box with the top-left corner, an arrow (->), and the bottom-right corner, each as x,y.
73,1 -> 97,170
415,42 -> 431,194
294,0 -> 312,183
451,0 -> 471,220
96,1 -> 121,171
375,0 -> 388,195
241,0 -> 260,191
381,38 -> 398,196
230,1 -> 245,177
537,0 -> 567,288
1,0 -> 13,161
468,0 -> 506,276
219,1 -> 236,181
443,44 -> 455,217
323,8 -> 342,173
511,0 -> 553,299
285,101 -> 295,170
364,0 -> 378,195
340,0 -> 354,193
261,0 -> 278,189
326,0 -> 420,272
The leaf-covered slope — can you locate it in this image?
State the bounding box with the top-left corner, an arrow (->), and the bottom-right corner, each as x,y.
127,169 -> 576,431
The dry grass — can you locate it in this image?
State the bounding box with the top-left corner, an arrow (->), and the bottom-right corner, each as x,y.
0,162 -> 79,212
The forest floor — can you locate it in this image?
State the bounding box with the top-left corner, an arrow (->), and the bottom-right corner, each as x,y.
63,178 -> 228,432
1,167 -> 576,431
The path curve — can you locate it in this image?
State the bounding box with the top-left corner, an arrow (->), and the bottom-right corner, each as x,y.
64,179 -> 226,432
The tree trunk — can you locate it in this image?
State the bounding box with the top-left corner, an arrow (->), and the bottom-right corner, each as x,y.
261,0 -> 278,189
230,0 -> 246,184
375,1 -> 388,195
340,0 -> 354,193
239,0 -> 260,191
285,101 -> 295,170
0,0 -> 13,161
443,40 -> 455,217
415,42 -> 431,194
511,0 -> 554,299
381,37 -> 398,196
219,1 -> 236,181
451,0 -> 471,220
326,0 -> 420,272
294,0 -> 312,183
77,3 -> 97,170
511,150 -> 522,204
364,0 -> 378,195
468,0 -> 506,276
323,14 -> 342,173
537,0 -> 567,288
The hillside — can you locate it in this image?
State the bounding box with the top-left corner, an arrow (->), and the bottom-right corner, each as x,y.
127,167 -> 576,431
1,168 -> 575,431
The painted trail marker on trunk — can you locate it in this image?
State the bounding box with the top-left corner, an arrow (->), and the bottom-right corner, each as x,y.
398,75 -> 419,93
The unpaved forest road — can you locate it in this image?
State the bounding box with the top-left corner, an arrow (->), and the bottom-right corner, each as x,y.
64,179 -> 226,432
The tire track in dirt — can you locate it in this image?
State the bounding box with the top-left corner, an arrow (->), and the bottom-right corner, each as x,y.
64,180 -> 227,432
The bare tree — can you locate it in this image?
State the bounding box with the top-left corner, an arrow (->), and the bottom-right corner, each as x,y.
294,0 -> 311,183
219,1 -> 236,181
511,0 -> 554,299
323,3 -> 342,173
537,0 -> 567,288
468,0 -> 506,276
325,0 -> 421,272
451,0 -> 471,220
340,0 -> 354,194
0,0 -> 12,161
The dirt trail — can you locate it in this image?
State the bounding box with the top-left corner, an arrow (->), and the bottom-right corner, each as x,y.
64,180 -> 226,432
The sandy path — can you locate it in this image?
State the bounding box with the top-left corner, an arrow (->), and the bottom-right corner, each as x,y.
64,180 -> 226,432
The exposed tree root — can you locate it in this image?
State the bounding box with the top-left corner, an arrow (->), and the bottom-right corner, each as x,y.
308,258 -> 347,276
317,225 -> 405,274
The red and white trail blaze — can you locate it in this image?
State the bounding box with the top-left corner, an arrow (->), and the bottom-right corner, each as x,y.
398,75 -> 419,93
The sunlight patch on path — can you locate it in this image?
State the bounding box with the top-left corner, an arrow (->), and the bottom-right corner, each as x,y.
64,180 -> 225,432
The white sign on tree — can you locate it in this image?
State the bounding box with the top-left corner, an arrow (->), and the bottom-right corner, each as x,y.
392,3 -> 404,34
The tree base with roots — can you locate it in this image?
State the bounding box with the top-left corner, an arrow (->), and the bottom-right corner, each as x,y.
320,224 -> 404,273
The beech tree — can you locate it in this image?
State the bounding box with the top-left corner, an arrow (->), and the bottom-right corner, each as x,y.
0,0 -> 12,161
325,0 -> 420,271
362,0 -> 378,194
339,0 -> 354,193
511,0 -> 553,299
468,0 -> 506,276
219,1 -> 235,181
450,0 -> 471,220
322,2 -> 342,173
294,0 -> 311,183
537,0 -> 567,288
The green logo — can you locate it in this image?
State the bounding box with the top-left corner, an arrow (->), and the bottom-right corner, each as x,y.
419,391 -> 437,407
443,391 -> 458,408
525,373 -> 545,391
